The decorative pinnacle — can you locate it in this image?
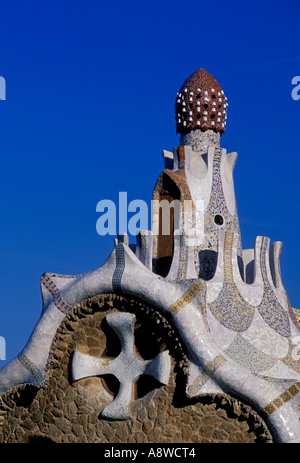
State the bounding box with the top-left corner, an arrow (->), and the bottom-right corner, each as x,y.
175,68 -> 228,135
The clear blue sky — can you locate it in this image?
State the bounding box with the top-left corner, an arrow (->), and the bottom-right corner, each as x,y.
0,0 -> 299,367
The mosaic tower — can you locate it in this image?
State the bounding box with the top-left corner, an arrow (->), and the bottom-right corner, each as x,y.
0,68 -> 300,443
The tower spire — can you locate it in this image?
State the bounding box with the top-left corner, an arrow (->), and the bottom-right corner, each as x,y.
175,68 -> 228,135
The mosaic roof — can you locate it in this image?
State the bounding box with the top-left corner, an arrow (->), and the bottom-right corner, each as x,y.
175,68 -> 228,135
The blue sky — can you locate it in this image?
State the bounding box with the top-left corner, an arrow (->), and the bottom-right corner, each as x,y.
0,0 -> 299,367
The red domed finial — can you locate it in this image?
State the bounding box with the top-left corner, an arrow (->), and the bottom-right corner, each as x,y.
175,69 -> 228,135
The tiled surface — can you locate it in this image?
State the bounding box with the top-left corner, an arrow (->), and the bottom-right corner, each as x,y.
1,128 -> 300,443
180,129 -> 220,153
41,273 -> 72,315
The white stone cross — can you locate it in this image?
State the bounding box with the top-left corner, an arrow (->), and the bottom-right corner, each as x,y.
71,312 -> 171,420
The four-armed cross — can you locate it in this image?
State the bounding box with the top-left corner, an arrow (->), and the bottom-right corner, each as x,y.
71,312 -> 171,420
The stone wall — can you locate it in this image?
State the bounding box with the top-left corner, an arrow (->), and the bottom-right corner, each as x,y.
0,294 -> 273,443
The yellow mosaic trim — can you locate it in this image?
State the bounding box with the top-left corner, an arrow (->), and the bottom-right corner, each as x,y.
292,307 -> 300,325
208,231 -> 255,332
187,355 -> 226,396
223,231 -> 234,283
264,382 -> 300,416
169,280 -> 204,314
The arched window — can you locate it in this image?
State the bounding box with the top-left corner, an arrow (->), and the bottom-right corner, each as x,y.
156,175 -> 180,277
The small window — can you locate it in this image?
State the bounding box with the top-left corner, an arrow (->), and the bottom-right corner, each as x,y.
214,214 -> 224,226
